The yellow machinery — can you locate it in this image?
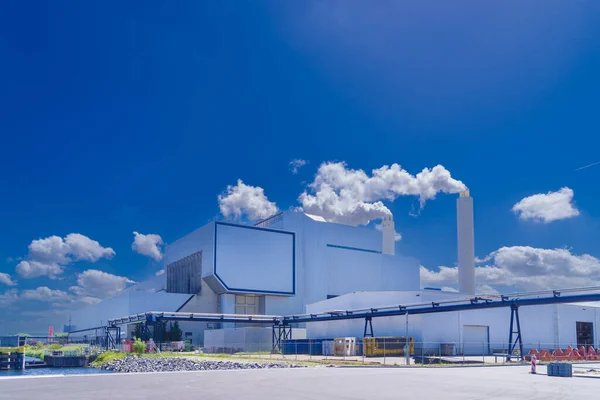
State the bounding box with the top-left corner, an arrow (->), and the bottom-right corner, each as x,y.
363,337 -> 414,357
0,346 -> 25,370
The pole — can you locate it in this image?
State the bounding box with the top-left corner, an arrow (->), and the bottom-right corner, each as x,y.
405,312 -> 409,365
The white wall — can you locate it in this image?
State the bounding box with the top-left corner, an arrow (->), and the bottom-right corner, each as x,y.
305,291 -> 434,340
176,281 -> 219,345
70,292 -> 131,331
70,291 -> 194,335
165,222 -> 214,279
262,212 -> 420,318
214,223 -> 294,295
204,327 -> 307,352
326,246 -> 382,295
553,304 -> 596,348
305,290 -> 600,352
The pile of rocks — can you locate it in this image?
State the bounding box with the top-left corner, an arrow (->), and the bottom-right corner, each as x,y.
98,356 -> 303,373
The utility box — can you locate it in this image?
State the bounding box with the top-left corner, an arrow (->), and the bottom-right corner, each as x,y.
548,362 -> 572,377
334,337 -> 358,356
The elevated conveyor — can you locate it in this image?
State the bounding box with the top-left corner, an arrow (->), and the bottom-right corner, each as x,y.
104,286 -> 600,358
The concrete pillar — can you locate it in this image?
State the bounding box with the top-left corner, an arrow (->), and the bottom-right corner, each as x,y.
381,215 -> 395,256
220,293 -> 236,329
457,190 -> 475,295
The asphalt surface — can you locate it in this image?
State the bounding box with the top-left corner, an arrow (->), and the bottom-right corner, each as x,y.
0,365 -> 597,400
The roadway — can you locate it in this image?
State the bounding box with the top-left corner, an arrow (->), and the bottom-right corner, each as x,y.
0,365 -> 596,400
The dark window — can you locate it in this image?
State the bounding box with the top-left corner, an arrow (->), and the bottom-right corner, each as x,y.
576,322 -> 594,348
327,295 -> 339,300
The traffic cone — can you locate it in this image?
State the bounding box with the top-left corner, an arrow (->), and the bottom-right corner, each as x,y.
530,354 -> 537,374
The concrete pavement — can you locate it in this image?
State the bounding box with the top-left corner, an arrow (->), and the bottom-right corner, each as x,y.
0,365 -> 596,400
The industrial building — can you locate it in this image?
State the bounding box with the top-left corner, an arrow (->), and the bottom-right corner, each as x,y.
70,191 -> 600,353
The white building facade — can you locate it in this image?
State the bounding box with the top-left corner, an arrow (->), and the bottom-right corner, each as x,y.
69,200 -> 600,353
305,290 -> 600,354
160,211 -> 420,343
71,211 -> 420,346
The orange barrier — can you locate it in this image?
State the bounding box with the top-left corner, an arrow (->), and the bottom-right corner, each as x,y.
524,346 -> 600,362
587,346 -> 598,360
539,349 -> 552,361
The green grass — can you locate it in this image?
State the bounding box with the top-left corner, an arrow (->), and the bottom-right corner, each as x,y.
25,343 -> 94,360
90,351 -> 127,367
25,348 -> 45,361
61,344 -> 88,351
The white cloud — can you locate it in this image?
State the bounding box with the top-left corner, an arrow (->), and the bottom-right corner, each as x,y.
69,269 -> 134,300
474,255 -> 491,264
155,269 -> 165,277
512,187 -> 580,223
132,232 -> 164,262
374,223 -> 402,241
441,286 -> 459,293
0,289 -> 18,306
16,234 -> 115,279
299,162 -> 466,225
21,308 -> 71,318
218,179 -> 279,221
476,284 -> 500,295
64,233 -> 116,262
77,296 -> 103,305
289,159 -> 308,174
0,273 -> 16,286
421,246 -> 600,292
21,287 -> 71,302
420,265 -> 459,285
16,260 -> 64,279
27,235 -> 71,264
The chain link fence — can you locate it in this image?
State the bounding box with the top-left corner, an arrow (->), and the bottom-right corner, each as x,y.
105,339 -> 600,366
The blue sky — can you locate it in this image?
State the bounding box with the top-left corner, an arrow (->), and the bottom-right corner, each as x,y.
1,1 -> 600,333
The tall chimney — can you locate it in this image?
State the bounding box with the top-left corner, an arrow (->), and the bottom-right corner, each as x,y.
382,214 -> 395,256
457,190 -> 475,295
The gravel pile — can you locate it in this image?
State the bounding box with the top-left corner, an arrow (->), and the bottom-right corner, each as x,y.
99,356 -> 304,373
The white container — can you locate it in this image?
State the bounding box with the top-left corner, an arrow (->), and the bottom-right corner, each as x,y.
334,337 -> 358,356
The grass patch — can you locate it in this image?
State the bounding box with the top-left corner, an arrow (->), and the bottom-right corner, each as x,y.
25,348 -> 45,361
91,351 -> 127,367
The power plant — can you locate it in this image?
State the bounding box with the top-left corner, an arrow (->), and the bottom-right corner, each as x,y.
68,192 -> 600,355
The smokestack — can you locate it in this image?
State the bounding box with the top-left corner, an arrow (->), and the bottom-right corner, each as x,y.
457,190 -> 475,295
382,214 -> 395,256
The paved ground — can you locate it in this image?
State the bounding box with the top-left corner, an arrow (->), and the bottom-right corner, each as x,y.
1,365 -> 598,400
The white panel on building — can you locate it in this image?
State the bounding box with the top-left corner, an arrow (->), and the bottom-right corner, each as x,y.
326,245 -> 381,295
462,325 -> 489,355
214,222 -> 294,295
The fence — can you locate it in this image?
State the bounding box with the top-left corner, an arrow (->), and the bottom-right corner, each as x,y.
109,339 -> 600,366
101,337 -> 600,365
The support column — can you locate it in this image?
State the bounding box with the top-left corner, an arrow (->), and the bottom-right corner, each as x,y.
220,293 -> 236,329
506,304 -> 524,362
364,317 -> 374,337
272,324 -> 292,352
